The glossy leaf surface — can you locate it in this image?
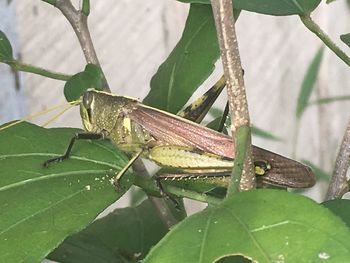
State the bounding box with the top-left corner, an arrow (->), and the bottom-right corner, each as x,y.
323,199 -> 350,228
0,122 -> 132,263
144,190 -> 350,262
48,200 -> 169,263
144,5 -> 239,113
64,64 -> 104,102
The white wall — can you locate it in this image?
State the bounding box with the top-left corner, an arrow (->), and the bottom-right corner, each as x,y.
0,1 -> 26,123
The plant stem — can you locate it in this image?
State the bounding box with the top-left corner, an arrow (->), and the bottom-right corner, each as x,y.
162,185 -> 221,205
229,126 -> 250,192
325,119 -> 350,200
309,95 -> 350,105
133,174 -> 221,206
46,0 -> 111,92
2,59 -> 71,81
132,160 -> 178,228
210,0 -> 255,194
300,15 -> 350,67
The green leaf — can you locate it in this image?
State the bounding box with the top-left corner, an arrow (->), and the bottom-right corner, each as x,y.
144,5 -> 239,113
82,0 -> 90,16
144,190 -> 350,262
206,116 -> 228,134
48,200 -> 169,263
42,0 -> 57,5
251,125 -> 283,141
143,4 -> 217,113
340,33 -> 350,48
296,47 -> 324,119
0,122 -> 133,263
301,160 -> 329,181
129,186 -> 147,206
208,107 -> 224,119
177,0 -> 321,16
310,95 -> 350,105
64,64 -> 104,102
206,107 -> 229,134
0,30 -> 13,60
323,199 -> 350,228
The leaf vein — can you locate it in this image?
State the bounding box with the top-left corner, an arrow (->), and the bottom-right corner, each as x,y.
0,170 -> 109,192
0,181 -> 103,236
223,206 -> 271,262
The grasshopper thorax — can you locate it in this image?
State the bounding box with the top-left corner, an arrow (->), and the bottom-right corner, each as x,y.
79,90 -> 152,153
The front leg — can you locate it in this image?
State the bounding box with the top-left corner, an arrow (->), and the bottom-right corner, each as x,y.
43,132 -> 105,167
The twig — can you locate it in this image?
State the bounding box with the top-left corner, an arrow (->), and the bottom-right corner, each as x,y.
148,197 -> 178,228
43,0 -> 110,91
309,95 -> 350,105
132,160 -> 178,229
325,119 -> 350,200
210,0 -> 255,193
2,59 -> 71,81
300,15 -> 350,67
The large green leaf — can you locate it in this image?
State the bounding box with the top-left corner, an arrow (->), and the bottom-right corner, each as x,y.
144,5 -> 239,113
64,64 -> 104,102
0,30 -> 13,60
144,190 -> 350,262
296,47 -> 324,119
176,0 -> 321,16
323,199 -> 350,228
0,122 -> 133,263
48,200 -> 169,263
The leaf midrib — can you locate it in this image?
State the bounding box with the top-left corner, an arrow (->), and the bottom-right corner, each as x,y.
0,152 -> 123,170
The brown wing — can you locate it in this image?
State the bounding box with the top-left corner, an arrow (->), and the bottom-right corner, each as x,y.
130,104 -> 315,188
253,146 -> 315,188
128,105 -> 235,159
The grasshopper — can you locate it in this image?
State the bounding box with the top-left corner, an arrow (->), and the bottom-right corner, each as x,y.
43,79 -> 315,191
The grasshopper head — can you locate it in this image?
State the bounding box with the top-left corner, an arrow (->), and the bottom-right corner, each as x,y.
80,90 -> 117,133
80,90 -> 130,134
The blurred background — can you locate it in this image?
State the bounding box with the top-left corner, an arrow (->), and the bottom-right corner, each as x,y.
1,0 -> 350,209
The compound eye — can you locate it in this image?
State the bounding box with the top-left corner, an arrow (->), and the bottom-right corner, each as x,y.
82,91 -> 94,109
82,92 -> 94,117
254,160 -> 271,176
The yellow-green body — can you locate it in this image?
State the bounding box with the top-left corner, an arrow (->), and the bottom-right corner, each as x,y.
79,89 -> 315,189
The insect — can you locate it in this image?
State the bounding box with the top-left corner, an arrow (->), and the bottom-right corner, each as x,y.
43,84 -> 315,191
